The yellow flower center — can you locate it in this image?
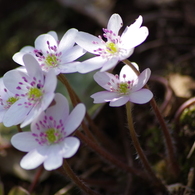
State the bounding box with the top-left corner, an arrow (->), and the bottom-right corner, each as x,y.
118,83 -> 129,94
6,96 -> 19,106
45,54 -> 58,67
106,42 -> 118,54
28,87 -> 43,100
46,128 -> 57,143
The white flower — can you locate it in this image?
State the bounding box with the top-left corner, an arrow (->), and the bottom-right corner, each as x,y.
3,54 -> 57,128
11,93 -> 86,171
91,64 -> 153,107
13,29 -> 86,75
75,14 -> 148,73
0,78 -> 20,123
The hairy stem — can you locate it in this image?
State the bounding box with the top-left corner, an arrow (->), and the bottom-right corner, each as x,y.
63,160 -> 100,195
123,59 -> 180,176
125,102 -> 167,192
57,74 -> 96,141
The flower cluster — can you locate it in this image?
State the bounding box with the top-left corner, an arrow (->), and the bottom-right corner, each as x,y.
0,13 -> 152,172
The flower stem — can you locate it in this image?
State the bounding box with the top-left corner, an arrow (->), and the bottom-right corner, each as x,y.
28,166 -> 44,193
125,102 -> 167,192
57,74 -> 96,141
75,130 -> 146,179
123,59 -> 180,177
57,74 -> 77,107
63,159 -> 100,195
17,124 -> 23,132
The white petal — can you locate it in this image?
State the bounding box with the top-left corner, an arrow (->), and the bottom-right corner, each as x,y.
129,89 -> 153,104
23,54 -> 43,79
61,45 -> 86,63
109,96 -> 129,107
100,57 -> 118,72
64,103 -> 86,136
77,56 -> 106,73
58,28 -> 78,52
132,68 -> 151,91
121,16 -> 148,49
3,69 -> 29,94
3,99 -> 32,127
121,26 -> 149,49
43,69 -> 57,94
12,46 -> 35,65
20,103 -> 47,128
58,62 -> 80,74
11,132 -> 40,152
118,48 -> 134,61
107,14 -> 123,35
0,110 -> 6,123
47,31 -> 58,41
75,32 -> 104,54
119,65 -> 138,82
132,16 -> 143,29
35,34 -> 57,54
46,93 -> 69,121
43,144 -> 63,170
20,146 -> 48,170
62,137 -> 80,158
31,112 -> 47,133
91,91 -> 120,103
93,72 -> 111,90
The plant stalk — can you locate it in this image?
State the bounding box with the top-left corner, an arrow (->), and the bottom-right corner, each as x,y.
63,160 -> 100,195
125,102 -> 167,192
123,59 -> 180,176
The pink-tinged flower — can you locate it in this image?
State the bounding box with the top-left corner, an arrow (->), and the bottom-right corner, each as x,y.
13,29 -> 86,75
91,64 -> 153,107
0,78 -> 20,123
2,54 -> 57,128
75,14 -> 148,73
11,93 -> 86,171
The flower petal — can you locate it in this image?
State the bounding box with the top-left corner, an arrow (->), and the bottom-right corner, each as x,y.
3,99 -> 32,127
12,46 -> 35,65
35,34 -> 57,54
47,31 -> 58,42
58,28 -> 78,52
23,54 -> 43,79
58,62 -> 80,74
91,91 -> 120,103
100,57 -> 118,72
43,144 -> 63,170
129,89 -> 153,104
46,93 -> 69,121
107,14 -> 123,35
132,68 -> 151,91
61,45 -> 86,63
11,132 -> 39,152
3,69 -> 30,94
93,72 -> 111,90
119,64 -> 138,82
43,69 -> 57,94
31,112 -> 47,133
62,137 -> 80,158
109,96 -> 129,107
20,102 -> 48,128
64,103 -> 86,136
77,56 -> 106,73
75,32 -> 104,54
20,146 -> 48,170
121,16 -> 149,49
